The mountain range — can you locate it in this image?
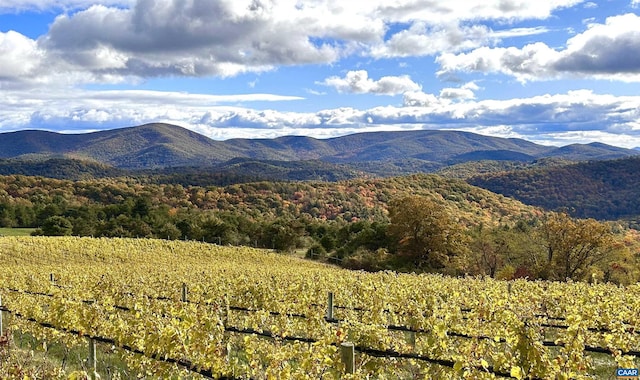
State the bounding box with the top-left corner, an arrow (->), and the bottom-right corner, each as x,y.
3,123 -> 640,221
0,123 -> 637,174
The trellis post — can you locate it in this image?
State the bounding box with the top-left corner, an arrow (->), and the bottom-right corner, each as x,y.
408,331 -> 416,350
224,294 -> 230,326
326,292 -> 334,320
88,337 -> 97,380
0,294 -> 4,335
340,342 -> 355,374
181,283 -> 188,302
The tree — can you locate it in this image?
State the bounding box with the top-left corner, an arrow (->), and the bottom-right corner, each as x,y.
469,224 -> 509,277
540,212 -> 616,280
262,218 -> 303,252
40,216 -> 73,236
131,196 -> 152,219
387,195 -> 468,271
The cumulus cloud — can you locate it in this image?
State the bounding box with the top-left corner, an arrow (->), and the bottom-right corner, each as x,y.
439,82 -> 480,100
554,13 -> 640,76
370,22 -> 493,58
0,31 -> 44,80
437,13 -> 640,82
402,82 -> 480,106
321,70 -> 421,95
0,0 -> 588,86
403,91 -> 441,107
38,1 -> 343,78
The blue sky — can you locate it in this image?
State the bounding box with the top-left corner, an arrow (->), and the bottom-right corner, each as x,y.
1,0 -> 640,148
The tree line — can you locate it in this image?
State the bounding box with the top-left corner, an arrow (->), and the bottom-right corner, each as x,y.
0,174 -> 637,284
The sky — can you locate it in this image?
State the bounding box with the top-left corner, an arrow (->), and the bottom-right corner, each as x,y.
1,1 -> 640,148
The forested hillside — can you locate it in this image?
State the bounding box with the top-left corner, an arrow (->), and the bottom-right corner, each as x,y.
0,158 -> 128,180
0,173 -> 534,228
0,157 -> 362,183
0,173 -> 637,284
467,156 -> 640,221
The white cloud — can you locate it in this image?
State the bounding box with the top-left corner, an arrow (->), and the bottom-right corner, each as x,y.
33,1 -> 348,80
321,70 -> 422,95
439,88 -> 475,100
0,31 -> 44,80
305,88 -> 327,96
372,0 -> 584,23
0,0 -> 588,87
437,13 -> 640,82
90,90 -> 304,104
489,26 -> 551,39
0,0 -> 133,12
370,23 -> 552,59
403,91 -> 441,107
437,43 -> 560,82
554,13 -> 640,77
439,82 -> 479,100
370,22 -> 493,58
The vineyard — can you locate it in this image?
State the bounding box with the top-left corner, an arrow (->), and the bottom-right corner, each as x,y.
1,236 -> 639,379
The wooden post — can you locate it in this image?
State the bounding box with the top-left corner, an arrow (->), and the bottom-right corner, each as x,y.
408,331 -> 416,350
181,283 -> 188,302
88,337 -> 97,380
224,294 -> 230,326
326,292 -> 334,320
340,342 -> 355,374
0,294 -> 4,335
50,273 -> 55,284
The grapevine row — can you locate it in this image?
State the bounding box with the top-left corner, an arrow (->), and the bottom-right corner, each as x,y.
1,236 -> 639,379
5,285 -> 640,360
4,285 -> 640,358
1,301 -> 529,379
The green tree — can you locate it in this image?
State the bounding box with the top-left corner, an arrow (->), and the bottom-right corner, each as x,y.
388,195 -> 468,271
156,222 -> 182,240
468,224 -> 511,277
40,216 -> 73,236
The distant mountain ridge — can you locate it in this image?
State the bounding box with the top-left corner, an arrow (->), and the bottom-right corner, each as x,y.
0,123 -> 637,171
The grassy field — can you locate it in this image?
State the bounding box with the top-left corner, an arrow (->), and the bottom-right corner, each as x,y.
0,228 -> 36,236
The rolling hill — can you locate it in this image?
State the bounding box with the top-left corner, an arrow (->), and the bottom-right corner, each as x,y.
0,123 -> 637,172
0,123 -> 236,168
467,156 -> 640,220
